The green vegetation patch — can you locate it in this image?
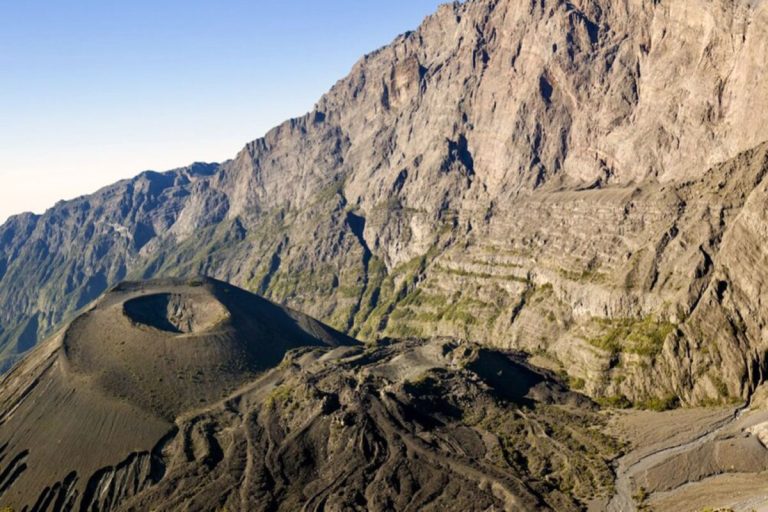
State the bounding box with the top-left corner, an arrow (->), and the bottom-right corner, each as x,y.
596,394 -> 633,409
586,316 -> 676,358
466,404 -> 619,503
559,267 -> 608,283
267,265 -> 339,302
636,394 -> 680,412
568,376 -> 586,390
265,385 -> 295,410
435,264 -> 528,283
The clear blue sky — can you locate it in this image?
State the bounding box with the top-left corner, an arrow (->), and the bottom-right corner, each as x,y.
0,1 -> 443,223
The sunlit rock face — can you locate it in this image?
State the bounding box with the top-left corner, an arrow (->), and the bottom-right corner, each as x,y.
1,0 -> 768,407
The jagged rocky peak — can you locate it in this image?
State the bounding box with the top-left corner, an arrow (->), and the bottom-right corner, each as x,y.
313,0 -> 768,202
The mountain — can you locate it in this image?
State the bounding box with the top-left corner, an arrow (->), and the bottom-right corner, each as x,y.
2,0 -> 768,410
0,277 -> 619,511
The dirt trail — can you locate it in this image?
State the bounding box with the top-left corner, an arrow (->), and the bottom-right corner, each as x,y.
607,404 -> 753,511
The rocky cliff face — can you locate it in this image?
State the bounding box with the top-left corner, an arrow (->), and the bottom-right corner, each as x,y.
2,0 -> 768,406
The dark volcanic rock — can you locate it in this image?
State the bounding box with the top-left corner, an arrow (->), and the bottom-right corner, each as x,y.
0,280 -> 617,511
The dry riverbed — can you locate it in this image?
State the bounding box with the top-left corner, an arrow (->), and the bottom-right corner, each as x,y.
603,403 -> 768,511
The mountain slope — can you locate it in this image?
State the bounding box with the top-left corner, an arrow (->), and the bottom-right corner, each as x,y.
0,278 -> 617,511
0,277 -> 356,510
2,0 -> 768,405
